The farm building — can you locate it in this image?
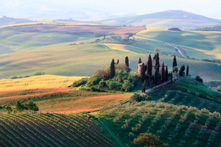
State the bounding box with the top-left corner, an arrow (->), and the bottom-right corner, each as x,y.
137,60 -> 167,75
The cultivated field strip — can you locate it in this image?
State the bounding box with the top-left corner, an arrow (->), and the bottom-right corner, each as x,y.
100,101 -> 221,147
0,113 -> 113,147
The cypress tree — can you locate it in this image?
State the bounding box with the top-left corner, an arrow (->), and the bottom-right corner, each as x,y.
173,56 -> 177,68
171,72 -> 173,82
125,56 -> 129,67
110,59 -> 115,78
161,63 -> 165,82
140,63 -> 146,83
103,33 -> 106,40
154,65 -> 159,86
186,65 -> 189,76
153,54 -> 156,60
142,80 -> 146,93
165,66 -> 168,81
117,59 -> 119,64
155,53 -> 160,69
179,65 -> 185,77
148,54 -> 152,77
138,58 -> 142,64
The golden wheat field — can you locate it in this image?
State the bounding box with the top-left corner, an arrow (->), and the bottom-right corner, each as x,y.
0,75 -> 85,91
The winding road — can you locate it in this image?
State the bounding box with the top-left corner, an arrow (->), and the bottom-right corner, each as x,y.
166,43 -> 187,58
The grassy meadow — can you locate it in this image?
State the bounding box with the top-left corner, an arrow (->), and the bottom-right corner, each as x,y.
0,42 -> 220,80
137,27 -> 221,59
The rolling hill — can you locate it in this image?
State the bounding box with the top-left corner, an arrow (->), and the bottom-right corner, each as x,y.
99,10 -> 221,30
98,77 -> 221,147
0,16 -> 33,26
0,22 -> 220,81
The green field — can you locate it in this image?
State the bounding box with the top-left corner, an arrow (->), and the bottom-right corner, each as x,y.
0,23 -> 220,81
147,77 -> 221,112
136,27 -> 221,59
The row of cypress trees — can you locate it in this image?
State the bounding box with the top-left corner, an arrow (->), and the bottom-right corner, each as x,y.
173,55 -> 190,77
140,54 -> 169,89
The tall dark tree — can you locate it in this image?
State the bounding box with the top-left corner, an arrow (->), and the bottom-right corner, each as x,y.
161,63 -> 165,82
103,33 -> 106,40
110,59 -> 115,78
165,66 -> 168,81
186,65 -> 189,76
171,72 -> 173,82
138,58 -> 142,64
147,55 -> 152,77
155,53 -> 160,69
125,56 -> 129,67
117,59 -> 119,64
154,65 -> 159,86
173,56 -> 177,69
153,54 -> 157,60
179,65 -> 185,77
140,63 -> 146,82
142,80 -> 146,93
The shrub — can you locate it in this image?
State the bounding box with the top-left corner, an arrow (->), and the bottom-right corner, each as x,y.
94,66 -> 110,79
86,76 -> 102,87
128,73 -> 140,87
71,78 -> 88,87
122,80 -> 134,92
106,80 -> 122,90
133,133 -> 167,147
89,86 -> 105,92
130,93 -> 150,102
24,101 -> 39,111
98,79 -> 106,88
114,70 -> 129,83
115,63 -> 127,72
5,105 -> 12,113
34,72 -> 45,75
11,76 -> 18,79
16,101 -> 25,112
195,75 -> 203,83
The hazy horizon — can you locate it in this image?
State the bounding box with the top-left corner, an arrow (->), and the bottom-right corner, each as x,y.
0,0 -> 221,20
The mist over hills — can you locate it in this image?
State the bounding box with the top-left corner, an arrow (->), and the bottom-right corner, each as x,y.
1,10 -> 221,30
0,16 -> 33,25
98,10 -> 221,30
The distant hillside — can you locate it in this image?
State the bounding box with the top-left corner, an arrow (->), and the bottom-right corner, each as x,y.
99,10 -> 221,30
0,16 -> 33,26
194,25 -> 221,31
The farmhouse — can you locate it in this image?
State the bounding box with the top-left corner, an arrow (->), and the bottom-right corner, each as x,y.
137,60 -> 167,75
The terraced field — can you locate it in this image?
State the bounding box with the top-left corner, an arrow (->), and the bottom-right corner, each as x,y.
0,113 -> 113,147
99,101 -> 221,147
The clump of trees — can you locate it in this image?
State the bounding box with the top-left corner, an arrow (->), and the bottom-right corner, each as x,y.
168,27 -> 181,31
1,101 -> 39,114
83,56 -> 140,92
133,133 -> 167,147
139,54 -> 171,92
16,101 -> 39,112
194,25 -> 221,31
